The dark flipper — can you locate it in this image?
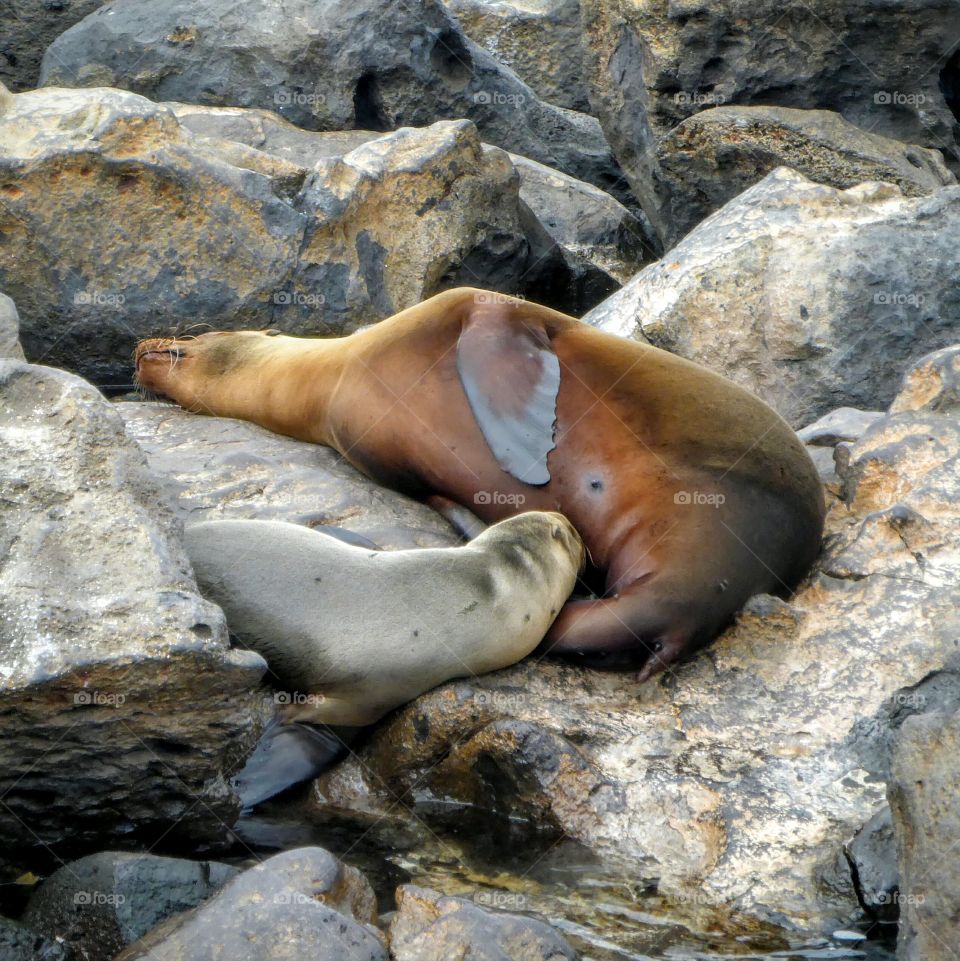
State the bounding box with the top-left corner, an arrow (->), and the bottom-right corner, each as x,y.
456,305 -> 560,486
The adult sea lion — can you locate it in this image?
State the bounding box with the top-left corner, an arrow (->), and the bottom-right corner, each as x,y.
138,287 -> 825,679
183,511 -> 584,726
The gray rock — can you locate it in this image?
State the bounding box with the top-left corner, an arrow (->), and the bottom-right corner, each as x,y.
0,292 -> 24,360
579,0 -> 960,244
890,344 -> 960,415
40,0 -> 623,197
115,848 -> 385,961
586,168 -> 960,426
389,884 -> 576,961
309,345 -> 960,932
21,852 -> 238,961
889,709 -> 960,960
0,917 -> 69,961
844,809 -> 899,923
442,0 -> 591,111
0,0 -> 106,91
651,105 -> 956,247
0,85 -> 530,386
0,362 -> 265,861
798,408 -> 886,447
116,402 -> 460,550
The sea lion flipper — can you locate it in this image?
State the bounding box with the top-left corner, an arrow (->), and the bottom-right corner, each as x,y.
456,307 -> 559,486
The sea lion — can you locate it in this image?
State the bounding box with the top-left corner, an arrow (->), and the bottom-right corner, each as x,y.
138,287 -> 825,679
183,511 -> 585,726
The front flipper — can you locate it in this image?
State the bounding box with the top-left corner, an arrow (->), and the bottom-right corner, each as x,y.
456,304 -> 560,486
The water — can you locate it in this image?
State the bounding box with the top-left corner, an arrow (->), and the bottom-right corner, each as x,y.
230,791 -> 897,961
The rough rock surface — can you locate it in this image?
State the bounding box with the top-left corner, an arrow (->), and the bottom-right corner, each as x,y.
0,292 -> 24,360
651,106 -> 956,247
0,362 -> 266,863
889,709 -> 960,961
115,848 -> 385,961
310,345 -> 960,932
117,402 -> 460,551
844,808 -> 899,925
0,0 -> 106,91
578,0 -> 960,239
40,0 -> 623,197
586,168 -> 960,426
389,884 -> 577,961
798,408 -> 885,448
0,917 -> 69,961
0,85 -> 531,385
21,852 -> 238,961
442,0 -> 591,111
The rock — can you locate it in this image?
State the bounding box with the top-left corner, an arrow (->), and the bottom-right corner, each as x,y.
798,408 -> 885,447
40,0 -> 623,198
115,848 -> 385,961
0,0 -> 106,91
0,362 -> 266,863
651,106 -> 956,247
116,402 -> 459,550
442,0 -> 591,111
890,344 -> 960,415
0,84 -> 532,386
0,917 -> 69,961
0,292 -> 24,360
21,852 -> 238,961
585,168 -> 960,426
579,0 -> 960,243
389,884 -> 577,961
844,809 -> 899,923
888,710 -> 960,961
309,345 -> 960,933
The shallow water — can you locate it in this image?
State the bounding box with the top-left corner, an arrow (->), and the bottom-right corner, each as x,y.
232,792 -> 897,961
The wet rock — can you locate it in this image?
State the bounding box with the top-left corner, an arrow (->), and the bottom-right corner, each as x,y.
0,362 -> 266,863
844,809 -> 899,923
21,852 -> 238,961
579,0 -> 960,242
442,0 -> 591,111
0,0 -> 105,91
115,848 -> 385,961
116,401 -> 459,550
0,917 -> 69,961
389,884 -> 577,961
651,106 -> 955,247
0,84 -> 529,385
888,710 -> 960,961
586,168 -> 960,426
40,0 -> 622,198
311,345 -> 960,932
0,292 -> 24,360
798,408 -> 885,447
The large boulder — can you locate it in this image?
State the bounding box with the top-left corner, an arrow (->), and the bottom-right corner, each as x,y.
585,168 -> 960,426
0,84 -> 531,386
442,0 -> 591,112
117,402 -> 460,550
651,105 -> 955,247
309,345 -> 960,934
39,0 -> 623,197
0,362 -> 266,863
21,852 -> 238,961
0,292 -> 24,360
578,0 -> 960,241
114,848 -> 385,961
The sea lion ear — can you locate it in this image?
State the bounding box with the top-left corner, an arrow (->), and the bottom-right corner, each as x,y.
456,305 -> 560,486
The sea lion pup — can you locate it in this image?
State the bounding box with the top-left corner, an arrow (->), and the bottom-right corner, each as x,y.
138,287 -> 825,680
183,512 -> 585,726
